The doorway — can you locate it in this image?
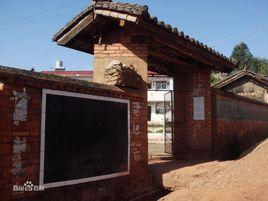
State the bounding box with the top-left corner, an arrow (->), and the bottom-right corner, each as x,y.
147,74 -> 174,160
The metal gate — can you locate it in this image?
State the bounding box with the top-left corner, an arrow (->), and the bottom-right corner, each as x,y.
164,91 -> 173,154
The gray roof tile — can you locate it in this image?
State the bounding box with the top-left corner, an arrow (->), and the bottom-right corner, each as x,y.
53,0 -> 237,66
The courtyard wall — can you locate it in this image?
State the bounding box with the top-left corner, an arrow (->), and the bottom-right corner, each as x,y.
0,68 -> 148,201
212,89 -> 268,159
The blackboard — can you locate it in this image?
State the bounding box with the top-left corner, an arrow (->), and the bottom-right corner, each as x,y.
42,90 -> 129,185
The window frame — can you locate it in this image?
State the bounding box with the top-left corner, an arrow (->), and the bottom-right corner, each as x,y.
155,80 -> 169,90
39,89 -> 130,189
148,105 -> 152,121
155,102 -> 165,114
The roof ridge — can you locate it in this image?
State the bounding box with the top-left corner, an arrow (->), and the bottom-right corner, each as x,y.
0,65 -> 118,91
213,69 -> 268,88
52,0 -> 237,69
53,1 -> 149,41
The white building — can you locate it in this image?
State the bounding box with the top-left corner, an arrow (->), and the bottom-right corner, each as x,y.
147,72 -> 173,126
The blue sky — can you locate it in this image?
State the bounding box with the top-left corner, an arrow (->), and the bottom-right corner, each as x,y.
0,0 -> 267,71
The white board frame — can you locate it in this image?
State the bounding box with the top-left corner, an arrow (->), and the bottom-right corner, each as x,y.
39,89 -> 130,189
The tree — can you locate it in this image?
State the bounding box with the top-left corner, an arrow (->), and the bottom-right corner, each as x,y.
211,72 -> 219,85
255,58 -> 268,76
230,42 -> 268,76
230,42 -> 254,71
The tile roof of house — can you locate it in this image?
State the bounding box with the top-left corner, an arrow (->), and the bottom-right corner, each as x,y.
53,1 -> 148,41
0,65 -> 116,91
53,0 -> 236,66
41,70 -> 93,76
213,69 -> 268,90
42,70 -> 161,76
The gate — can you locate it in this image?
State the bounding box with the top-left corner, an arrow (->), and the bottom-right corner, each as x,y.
164,91 -> 173,154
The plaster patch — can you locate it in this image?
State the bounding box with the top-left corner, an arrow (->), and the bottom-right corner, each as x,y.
11,137 -> 27,176
132,148 -> 141,162
131,142 -> 142,162
132,101 -> 141,117
132,123 -> 140,136
13,137 -> 26,153
11,88 -> 30,126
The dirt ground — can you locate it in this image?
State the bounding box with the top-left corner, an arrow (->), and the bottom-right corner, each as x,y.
149,139 -> 268,201
148,143 -> 171,160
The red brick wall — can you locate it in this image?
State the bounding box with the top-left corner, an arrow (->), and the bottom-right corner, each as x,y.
0,77 -> 148,201
93,28 -> 148,90
94,41 -> 148,58
173,67 -> 212,159
212,89 -> 268,159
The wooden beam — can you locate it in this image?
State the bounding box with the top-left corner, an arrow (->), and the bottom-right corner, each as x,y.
138,20 -> 235,72
148,58 -> 173,76
58,13 -> 94,45
149,50 -> 193,68
150,43 -> 189,60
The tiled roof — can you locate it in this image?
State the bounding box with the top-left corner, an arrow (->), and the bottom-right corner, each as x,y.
0,65 -> 116,91
42,70 -> 160,76
42,70 -> 93,76
53,1 -> 148,41
53,0 -> 236,66
213,70 -> 268,89
146,16 -> 236,65
94,1 -> 148,15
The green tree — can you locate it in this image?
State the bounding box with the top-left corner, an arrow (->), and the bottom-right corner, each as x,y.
255,58 -> 268,76
230,42 -> 254,71
230,42 -> 268,76
211,72 -> 220,85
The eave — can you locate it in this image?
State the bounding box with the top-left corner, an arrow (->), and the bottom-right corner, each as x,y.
53,1 -> 238,73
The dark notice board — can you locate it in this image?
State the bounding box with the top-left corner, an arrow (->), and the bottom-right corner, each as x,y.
43,94 -> 129,184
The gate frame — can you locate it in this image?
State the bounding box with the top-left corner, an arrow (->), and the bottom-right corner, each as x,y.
164,90 -> 174,154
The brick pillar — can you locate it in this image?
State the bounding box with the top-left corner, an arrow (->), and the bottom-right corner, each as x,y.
93,30 -> 148,90
173,67 -> 212,159
93,29 -> 149,195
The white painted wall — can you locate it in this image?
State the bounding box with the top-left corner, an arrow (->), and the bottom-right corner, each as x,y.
147,77 -> 173,126
148,102 -> 165,124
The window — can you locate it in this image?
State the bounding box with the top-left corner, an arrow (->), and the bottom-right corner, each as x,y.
148,106 -> 152,121
147,82 -> 152,89
40,89 -> 130,188
156,81 -> 169,90
156,103 -> 165,114
165,101 -> 172,113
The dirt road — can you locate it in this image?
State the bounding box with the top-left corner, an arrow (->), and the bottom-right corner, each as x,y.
150,139 -> 268,201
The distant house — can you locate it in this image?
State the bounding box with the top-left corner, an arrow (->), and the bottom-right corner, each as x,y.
42,60 -> 93,82
42,70 -> 93,82
213,69 -> 268,103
